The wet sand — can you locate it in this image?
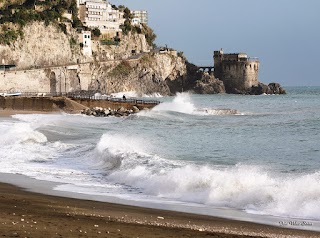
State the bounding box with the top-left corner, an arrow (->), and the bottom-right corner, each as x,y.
0,110 -> 53,117
0,182 -> 319,238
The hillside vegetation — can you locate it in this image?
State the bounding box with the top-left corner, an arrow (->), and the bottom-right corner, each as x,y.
0,0 -> 80,45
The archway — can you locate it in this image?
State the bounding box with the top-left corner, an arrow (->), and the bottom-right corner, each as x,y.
49,71 -> 57,94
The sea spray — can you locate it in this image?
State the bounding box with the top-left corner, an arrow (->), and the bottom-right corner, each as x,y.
153,92 -> 196,114
150,92 -> 239,116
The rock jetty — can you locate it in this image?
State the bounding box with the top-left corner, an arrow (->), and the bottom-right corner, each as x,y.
81,106 -> 141,117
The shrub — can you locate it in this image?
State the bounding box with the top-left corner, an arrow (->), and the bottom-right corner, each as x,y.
59,23 -> 67,34
141,24 -> 156,47
0,29 -> 20,45
69,37 -> 77,46
109,60 -> 132,77
120,19 -> 132,35
91,27 -> 101,37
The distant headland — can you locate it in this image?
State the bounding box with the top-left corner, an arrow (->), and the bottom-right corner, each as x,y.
0,0 -> 285,100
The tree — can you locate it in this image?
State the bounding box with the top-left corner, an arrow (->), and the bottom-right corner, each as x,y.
123,7 -> 132,20
91,27 -> 101,37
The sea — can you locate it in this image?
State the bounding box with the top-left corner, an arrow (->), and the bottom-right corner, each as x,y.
1,86 -> 320,230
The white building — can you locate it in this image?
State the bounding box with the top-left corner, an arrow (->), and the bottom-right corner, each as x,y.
77,0 -> 124,37
79,31 -> 92,56
131,10 -> 148,26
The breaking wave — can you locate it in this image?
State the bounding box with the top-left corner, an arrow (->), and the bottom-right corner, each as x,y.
94,132 -> 320,220
151,93 -> 240,116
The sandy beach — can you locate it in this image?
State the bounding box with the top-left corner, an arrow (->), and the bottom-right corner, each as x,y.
0,181 -> 319,238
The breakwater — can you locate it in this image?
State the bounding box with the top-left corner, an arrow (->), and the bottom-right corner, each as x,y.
0,96 -> 159,113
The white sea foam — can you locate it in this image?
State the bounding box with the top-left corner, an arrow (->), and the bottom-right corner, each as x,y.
110,91 -> 163,98
92,133 -> 320,220
197,108 -> 240,115
142,92 -> 163,98
153,93 -> 196,114
149,93 -> 240,116
1,123 -> 47,145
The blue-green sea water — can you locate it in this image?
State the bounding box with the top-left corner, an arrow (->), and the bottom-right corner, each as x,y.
1,87 -> 320,225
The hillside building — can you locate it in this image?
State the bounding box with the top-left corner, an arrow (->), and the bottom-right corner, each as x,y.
79,31 -> 92,56
131,10 -> 148,26
77,0 -> 124,37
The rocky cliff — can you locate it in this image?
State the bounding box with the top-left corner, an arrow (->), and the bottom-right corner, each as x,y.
0,22 -> 81,69
0,20 -> 190,95
83,52 -> 186,96
92,32 -> 151,61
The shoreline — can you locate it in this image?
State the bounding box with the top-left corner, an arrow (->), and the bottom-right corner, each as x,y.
0,174 -> 319,237
0,109 -> 58,117
1,106 -> 319,237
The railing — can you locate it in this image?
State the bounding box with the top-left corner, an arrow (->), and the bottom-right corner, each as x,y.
69,94 -> 161,105
248,57 -> 259,61
15,92 -> 160,105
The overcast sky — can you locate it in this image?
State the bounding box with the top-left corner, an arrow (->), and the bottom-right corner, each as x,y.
111,0 -> 320,86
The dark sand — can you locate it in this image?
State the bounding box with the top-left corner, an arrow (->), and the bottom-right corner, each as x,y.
0,110 -> 54,117
0,182 -> 319,238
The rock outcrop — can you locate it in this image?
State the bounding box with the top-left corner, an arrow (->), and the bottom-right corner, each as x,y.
249,82 -> 286,95
93,32 -> 151,61
84,52 -> 187,96
193,73 -> 225,94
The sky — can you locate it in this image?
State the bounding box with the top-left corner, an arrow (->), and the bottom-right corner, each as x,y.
111,0 -> 320,86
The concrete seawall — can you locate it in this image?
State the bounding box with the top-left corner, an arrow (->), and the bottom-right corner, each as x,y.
72,98 -> 157,110
0,97 -> 60,112
0,97 -> 158,113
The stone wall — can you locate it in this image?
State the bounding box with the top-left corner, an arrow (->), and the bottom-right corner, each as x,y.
0,67 -> 78,94
221,61 -> 259,92
0,97 -> 59,111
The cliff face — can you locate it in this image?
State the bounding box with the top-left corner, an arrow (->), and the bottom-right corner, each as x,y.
84,52 -> 187,96
93,32 -> 151,61
0,22 -> 82,69
0,21 -> 188,96
0,22 -> 152,69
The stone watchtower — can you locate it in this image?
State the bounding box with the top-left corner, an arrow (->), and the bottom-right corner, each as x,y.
213,49 -> 260,93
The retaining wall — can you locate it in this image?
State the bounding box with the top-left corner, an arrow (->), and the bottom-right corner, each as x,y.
0,97 -> 157,112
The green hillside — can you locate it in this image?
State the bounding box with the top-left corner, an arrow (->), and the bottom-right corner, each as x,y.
0,0 -> 80,45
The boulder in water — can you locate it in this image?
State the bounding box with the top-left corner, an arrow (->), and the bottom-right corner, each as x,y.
132,106 -> 140,113
249,82 -> 286,95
